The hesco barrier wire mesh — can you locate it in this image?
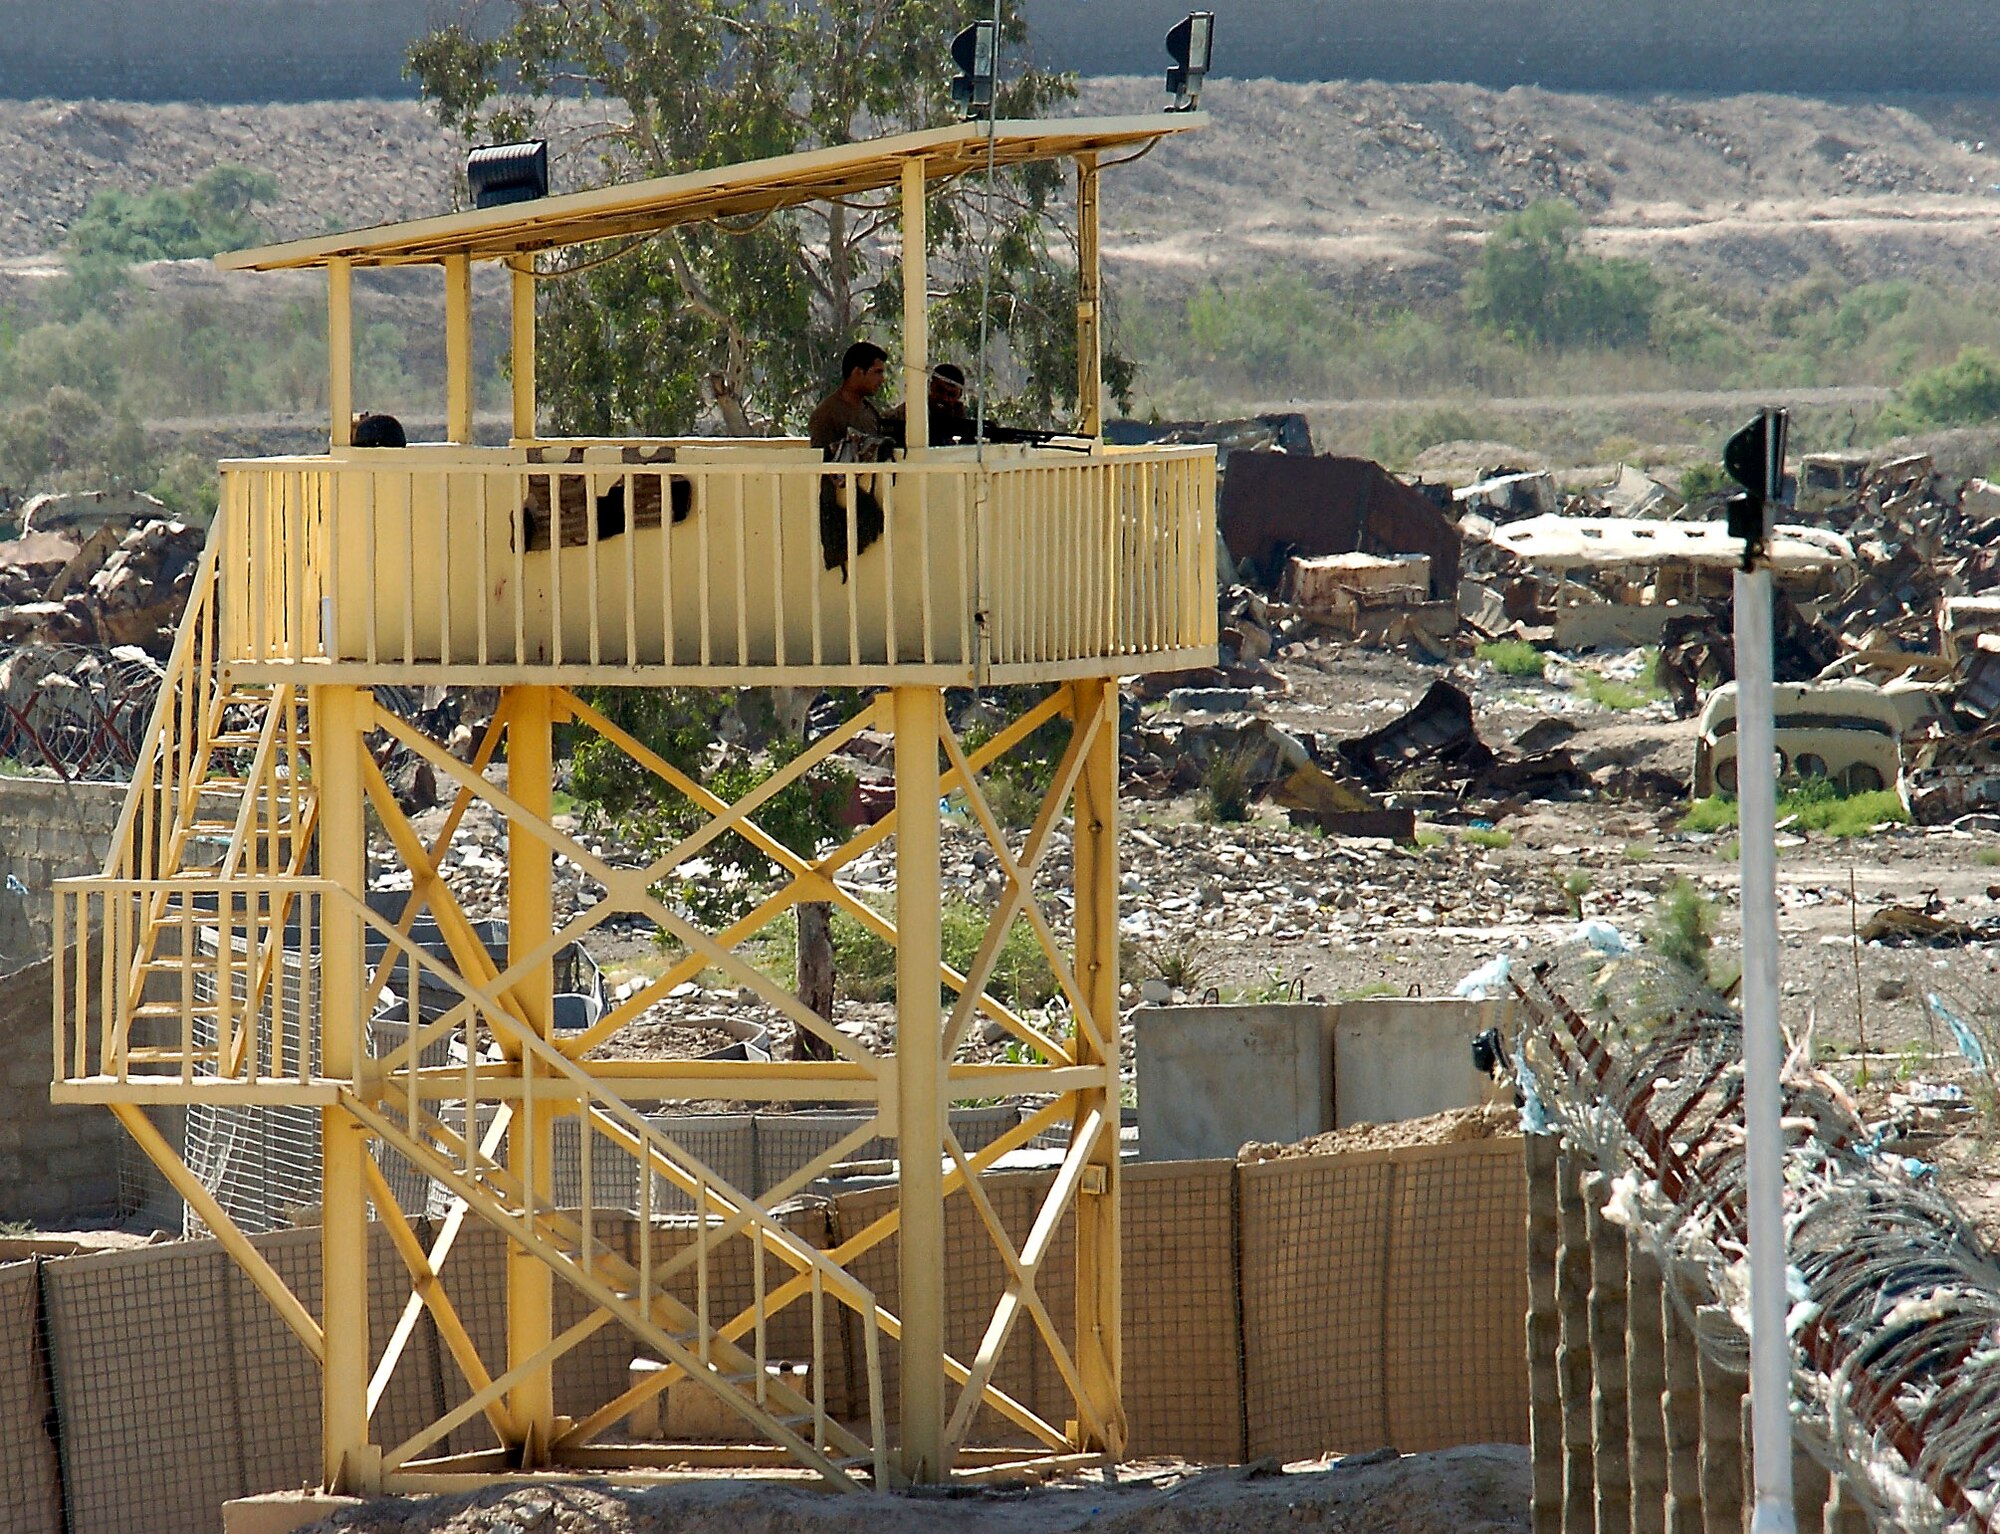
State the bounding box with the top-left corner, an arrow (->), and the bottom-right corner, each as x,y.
7,1145 -> 1530,1530
1513,945 -> 2000,1533
0,1262 -> 61,1534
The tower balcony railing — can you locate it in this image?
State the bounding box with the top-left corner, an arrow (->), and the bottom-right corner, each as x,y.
216,439 -> 1217,687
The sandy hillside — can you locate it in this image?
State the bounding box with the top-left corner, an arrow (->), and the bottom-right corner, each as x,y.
5,81 -> 2000,301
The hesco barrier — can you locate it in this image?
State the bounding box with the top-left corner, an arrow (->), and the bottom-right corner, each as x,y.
0,1139 -> 1529,1534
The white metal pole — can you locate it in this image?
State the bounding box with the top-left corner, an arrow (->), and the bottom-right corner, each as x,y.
1736,538 -> 1795,1534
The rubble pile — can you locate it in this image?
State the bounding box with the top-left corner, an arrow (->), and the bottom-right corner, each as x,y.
0,516 -> 203,655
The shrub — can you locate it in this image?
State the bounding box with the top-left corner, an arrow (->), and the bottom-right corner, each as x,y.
1477,639 -> 1547,678
1648,877 -> 1718,977
1142,932 -> 1216,993
1893,346 -> 2000,427
836,898 -> 1057,1010
1463,826 -> 1514,850
1678,462 -> 1734,502
1466,200 -> 1660,348
1198,746 -> 1256,823
1368,404 -> 1495,466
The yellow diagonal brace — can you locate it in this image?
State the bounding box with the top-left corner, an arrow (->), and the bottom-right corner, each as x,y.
110,1103 -> 324,1363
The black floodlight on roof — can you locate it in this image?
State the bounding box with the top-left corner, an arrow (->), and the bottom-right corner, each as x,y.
1165,12 -> 1214,111
466,140 -> 550,210
949,19 -> 998,120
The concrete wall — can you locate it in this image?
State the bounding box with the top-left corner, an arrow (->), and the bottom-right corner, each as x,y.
0,778 -> 142,1223
0,778 -> 124,967
0,0 -> 440,102
0,1 -> 1994,101
1023,0 -> 2000,93
1134,998 -> 1496,1161
0,950 -> 123,1222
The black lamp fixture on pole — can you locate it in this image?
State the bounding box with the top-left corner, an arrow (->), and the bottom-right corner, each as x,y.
949,18 -> 998,120
1165,12 -> 1215,111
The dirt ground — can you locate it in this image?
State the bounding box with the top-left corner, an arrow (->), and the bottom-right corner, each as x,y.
297,1446 -> 1529,1534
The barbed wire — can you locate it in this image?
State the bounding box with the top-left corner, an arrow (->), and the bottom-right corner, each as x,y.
1513,947 -> 2000,1532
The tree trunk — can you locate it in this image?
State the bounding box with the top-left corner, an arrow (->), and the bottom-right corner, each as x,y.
794,900 -> 836,1061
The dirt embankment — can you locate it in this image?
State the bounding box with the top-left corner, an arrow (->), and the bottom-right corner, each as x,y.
5,81 -> 2000,298
298,1446 -> 1530,1534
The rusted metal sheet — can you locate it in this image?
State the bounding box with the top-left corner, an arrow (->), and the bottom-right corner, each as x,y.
1220,455 -> 1460,597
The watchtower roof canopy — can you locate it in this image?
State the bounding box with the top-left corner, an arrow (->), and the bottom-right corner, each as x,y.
218,113 -> 1205,273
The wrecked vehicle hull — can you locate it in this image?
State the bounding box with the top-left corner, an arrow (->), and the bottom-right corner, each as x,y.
1692,680 -> 1906,802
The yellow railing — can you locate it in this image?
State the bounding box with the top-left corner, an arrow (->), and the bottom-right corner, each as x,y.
55,877 -> 330,1096
215,443 -> 1216,683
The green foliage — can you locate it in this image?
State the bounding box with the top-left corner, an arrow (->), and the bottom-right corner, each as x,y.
1680,795 -> 1739,833
0,387 -> 151,496
1181,272 -> 1345,394
1367,404 -> 1496,467
1647,877 -> 1718,977
1140,932 -> 1216,993
1578,657 -> 1665,711
1466,200 -> 1660,348
958,697 -> 1072,831
1341,982 -> 1400,1001
831,896 -> 1055,1008
565,688 -> 856,924
1622,841 -> 1654,862
1462,826 -> 1514,850
1888,346 -> 2000,428
1562,870 -> 1593,918
1197,747 -> 1255,823
830,903 -> 897,1003
147,450 -> 221,525
1477,639 -> 1547,678
1678,462 -> 1734,502
1680,779 -> 1911,838
66,166 -> 279,265
408,1 -> 1115,434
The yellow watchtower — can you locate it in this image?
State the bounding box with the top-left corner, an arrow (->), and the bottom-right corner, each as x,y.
51,113 -> 1214,1497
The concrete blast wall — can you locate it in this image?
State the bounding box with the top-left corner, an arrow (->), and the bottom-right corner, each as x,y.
1022,0 -> 2000,94
0,1 -> 1995,101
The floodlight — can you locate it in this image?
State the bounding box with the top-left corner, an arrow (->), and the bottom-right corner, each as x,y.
466,140 -> 550,210
1165,12 -> 1214,111
950,20 -> 997,120
1723,408 -> 1790,563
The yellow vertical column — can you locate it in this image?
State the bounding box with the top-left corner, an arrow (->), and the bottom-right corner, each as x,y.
510,258 -> 536,442
1075,155 -> 1102,439
314,683 -> 379,1491
328,257 -> 354,447
901,158 -> 929,453
445,252 -> 475,445
1068,678 -> 1126,1454
505,685 -> 556,1461
893,686 -> 946,1482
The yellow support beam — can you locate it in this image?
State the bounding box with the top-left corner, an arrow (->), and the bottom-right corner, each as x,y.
328,257 -> 353,447
510,258 -> 536,441
312,684 -> 378,1493
893,686 -> 946,1483
504,685 -> 557,1462
1076,155 -> 1102,438
901,157 -> 929,452
1070,678 -> 1126,1455
445,252 -> 474,444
